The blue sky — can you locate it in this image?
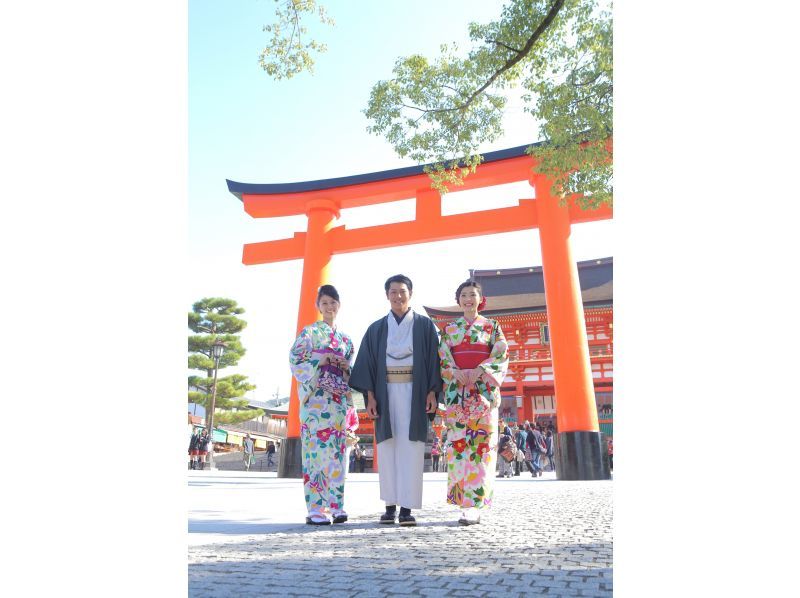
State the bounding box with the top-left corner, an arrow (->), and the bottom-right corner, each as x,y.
188,0 -> 613,402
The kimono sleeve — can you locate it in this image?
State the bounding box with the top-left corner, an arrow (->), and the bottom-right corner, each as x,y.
438,331 -> 457,383
348,326 -> 376,395
425,318 -> 444,394
344,334 -> 355,368
345,407 -> 359,433
288,326 -> 320,385
478,319 -> 509,387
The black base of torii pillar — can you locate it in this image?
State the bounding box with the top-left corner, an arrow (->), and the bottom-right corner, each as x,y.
555,431 -> 610,480
278,437 -> 304,478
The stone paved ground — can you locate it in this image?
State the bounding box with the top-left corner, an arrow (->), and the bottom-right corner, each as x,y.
189,471 -> 612,597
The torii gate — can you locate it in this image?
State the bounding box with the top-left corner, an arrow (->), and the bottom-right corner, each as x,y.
227,142 -> 612,481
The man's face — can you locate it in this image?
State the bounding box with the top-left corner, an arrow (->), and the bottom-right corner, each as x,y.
386,282 -> 411,314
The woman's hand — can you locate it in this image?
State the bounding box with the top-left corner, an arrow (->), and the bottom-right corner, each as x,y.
320,353 -> 347,368
466,368 -> 483,386
452,369 -> 468,386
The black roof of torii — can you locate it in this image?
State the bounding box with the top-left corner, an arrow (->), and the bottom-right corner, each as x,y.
225,141 -> 545,200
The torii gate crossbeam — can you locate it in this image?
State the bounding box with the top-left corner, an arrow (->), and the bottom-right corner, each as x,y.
227,142 -> 612,481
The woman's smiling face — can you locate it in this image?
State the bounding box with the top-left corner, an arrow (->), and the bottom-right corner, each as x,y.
317,294 -> 340,320
458,286 -> 481,312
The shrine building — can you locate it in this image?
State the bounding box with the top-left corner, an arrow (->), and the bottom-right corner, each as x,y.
423,256 -> 613,438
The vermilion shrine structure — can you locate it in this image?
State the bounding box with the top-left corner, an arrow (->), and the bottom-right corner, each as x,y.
424,257 -> 613,440
227,143 -> 612,480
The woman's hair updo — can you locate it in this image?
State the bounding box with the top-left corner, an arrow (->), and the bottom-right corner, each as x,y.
317,284 -> 340,303
455,280 -> 487,310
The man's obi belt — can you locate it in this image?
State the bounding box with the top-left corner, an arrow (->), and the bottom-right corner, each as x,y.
386,366 -> 413,383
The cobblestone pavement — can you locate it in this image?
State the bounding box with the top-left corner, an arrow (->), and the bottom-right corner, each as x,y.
189,472 -> 612,597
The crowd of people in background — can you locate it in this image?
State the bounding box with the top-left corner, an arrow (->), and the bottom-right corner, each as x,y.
187,431 -> 279,471
490,419 -> 557,478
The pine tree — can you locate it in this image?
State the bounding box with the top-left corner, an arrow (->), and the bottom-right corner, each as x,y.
188,298 -> 263,427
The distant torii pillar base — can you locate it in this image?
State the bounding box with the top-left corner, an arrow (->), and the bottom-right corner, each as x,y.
278,437 -> 303,478
555,431 -> 610,480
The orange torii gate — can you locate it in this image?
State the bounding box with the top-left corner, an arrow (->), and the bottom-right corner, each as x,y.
227,143 -> 612,480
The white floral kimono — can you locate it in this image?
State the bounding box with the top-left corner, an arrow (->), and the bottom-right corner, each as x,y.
438,316 -> 508,509
289,321 -> 355,518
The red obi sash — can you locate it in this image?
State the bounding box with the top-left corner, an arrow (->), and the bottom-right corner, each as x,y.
451,342 -> 490,369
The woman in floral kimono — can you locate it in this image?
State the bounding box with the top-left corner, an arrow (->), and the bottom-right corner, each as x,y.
438,280 -> 509,525
289,284 -> 355,525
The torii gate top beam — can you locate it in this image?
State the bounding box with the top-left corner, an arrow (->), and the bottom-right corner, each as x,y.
226,141 -> 611,265
226,142 -> 544,218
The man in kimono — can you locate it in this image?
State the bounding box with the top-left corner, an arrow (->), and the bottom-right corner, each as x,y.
349,274 -> 442,526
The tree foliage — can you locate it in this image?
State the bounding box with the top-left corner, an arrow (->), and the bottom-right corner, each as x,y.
188,374 -> 259,425
188,298 -> 262,426
259,0 -> 334,80
364,0 -> 612,207
257,0 -> 612,207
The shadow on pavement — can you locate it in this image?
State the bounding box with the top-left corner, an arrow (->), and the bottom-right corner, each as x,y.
189,518 -> 461,536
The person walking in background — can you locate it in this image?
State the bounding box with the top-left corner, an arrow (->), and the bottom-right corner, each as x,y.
438,278 -> 509,525
497,426 -> 515,478
195,430 -> 210,470
289,284 -> 355,526
188,429 -> 200,470
525,422 -> 544,477
513,423 -> 527,476
266,442 -> 276,468
349,274 -> 442,527
607,437 -> 613,472
358,444 -> 366,473
243,433 -> 255,472
430,436 -> 441,473
515,423 -> 536,476
545,429 -> 555,472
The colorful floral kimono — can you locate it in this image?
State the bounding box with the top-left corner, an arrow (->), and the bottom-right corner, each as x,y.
438,316 -> 508,509
289,321 -> 355,518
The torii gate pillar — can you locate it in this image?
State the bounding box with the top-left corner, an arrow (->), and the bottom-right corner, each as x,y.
279,198 -> 338,478
534,176 -> 609,480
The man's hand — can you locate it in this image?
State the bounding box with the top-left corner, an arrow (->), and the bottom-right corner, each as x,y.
426,391 -> 438,414
367,391 -> 379,419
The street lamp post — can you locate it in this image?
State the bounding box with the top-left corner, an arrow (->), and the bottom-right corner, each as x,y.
204,340 -> 226,471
